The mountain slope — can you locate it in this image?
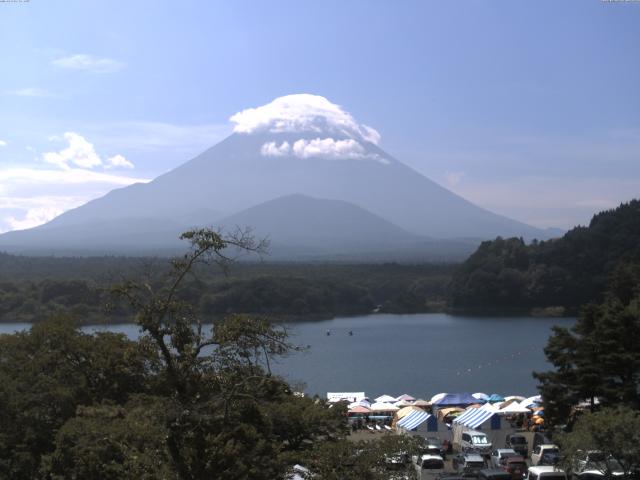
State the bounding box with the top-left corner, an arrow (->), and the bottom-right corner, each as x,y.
217,194 -> 418,250
0,94 -> 554,256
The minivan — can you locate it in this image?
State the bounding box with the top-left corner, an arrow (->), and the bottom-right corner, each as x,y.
461,430 -> 492,454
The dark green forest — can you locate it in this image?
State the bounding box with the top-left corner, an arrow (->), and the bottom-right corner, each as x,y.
448,200 -> 640,313
0,256 -> 453,323
2,200 -> 640,322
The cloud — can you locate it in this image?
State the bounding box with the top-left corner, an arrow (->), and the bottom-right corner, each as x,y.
43,132 -> 103,170
260,141 -> 290,157
2,200 -> 83,232
0,168 -> 149,233
41,132 -> 136,171
230,94 -> 381,145
0,131 -> 147,232
105,154 -> 134,169
4,87 -> 51,97
52,54 -> 124,73
292,138 -> 377,161
260,137 -> 388,164
0,140 -> 6,147
0,167 -> 148,187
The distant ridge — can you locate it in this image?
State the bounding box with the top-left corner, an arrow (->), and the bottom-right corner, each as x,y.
0,94 -> 557,258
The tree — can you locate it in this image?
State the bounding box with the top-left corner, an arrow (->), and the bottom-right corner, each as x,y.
305,435 -> 422,480
108,228 -> 364,479
0,316 -> 150,480
557,407 -> 640,478
264,395 -> 348,452
41,397 -> 173,480
0,228 -> 410,478
534,263 -> 640,428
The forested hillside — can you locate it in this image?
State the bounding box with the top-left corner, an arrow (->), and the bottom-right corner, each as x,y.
0,258 -> 453,323
449,200 -> 640,312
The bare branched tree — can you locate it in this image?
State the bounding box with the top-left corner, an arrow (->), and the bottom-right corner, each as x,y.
111,228 -> 298,480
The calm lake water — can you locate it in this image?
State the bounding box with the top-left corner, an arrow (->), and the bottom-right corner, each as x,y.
0,313 -> 574,399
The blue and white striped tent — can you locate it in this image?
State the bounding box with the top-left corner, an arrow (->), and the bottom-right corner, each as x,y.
454,408 -> 496,429
396,410 -> 431,430
454,403 -> 500,429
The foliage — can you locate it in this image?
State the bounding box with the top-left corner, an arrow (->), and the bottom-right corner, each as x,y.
264,395 -> 348,451
0,316 -> 150,479
557,407 -> 640,478
534,263 -> 640,428
0,228 -> 367,479
0,258 -> 454,323
305,435 -> 422,480
449,200 -> 640,311
41,397 -> 173,480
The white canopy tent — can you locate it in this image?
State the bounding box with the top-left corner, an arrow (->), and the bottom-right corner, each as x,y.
504,395 -> 526,402
370,402 -> 400,413
395,394 -> 416,402
472,392 -> 489,401
375,394 -> 397,403
520,395 -> 542,408
430,393 -> 447,403
327,392 -> 366,403
498,402 -> 532,414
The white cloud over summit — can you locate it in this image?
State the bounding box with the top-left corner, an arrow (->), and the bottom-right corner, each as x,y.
230,94 -> 381,145
261,138 -> 388,164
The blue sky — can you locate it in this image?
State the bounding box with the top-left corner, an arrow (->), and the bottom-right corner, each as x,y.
1,0 -> 639,232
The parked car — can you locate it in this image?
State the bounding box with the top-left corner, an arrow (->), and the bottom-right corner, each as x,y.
478,469 -> 513,480
532,433 -> 553,452
572,451 -> 625,478
461,430 -> 492,455
412,454 -> 445,479
491,449 -> 518,468
453,453 -> 487,477
531,445 -> 560,466
505,434 -> 529,457
525,466 -> 567,480
500,456 -> 528,480
574,469 -> 625,480
540,452 -> 561,467
422,437 -> 446,457
383,454 -> 411,480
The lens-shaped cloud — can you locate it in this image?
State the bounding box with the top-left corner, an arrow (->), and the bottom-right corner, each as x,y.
230,94 -> 381,145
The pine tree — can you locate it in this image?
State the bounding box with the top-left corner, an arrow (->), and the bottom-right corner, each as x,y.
534,261 -> 640,428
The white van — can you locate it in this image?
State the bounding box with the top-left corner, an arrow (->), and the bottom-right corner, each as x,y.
412,454 -> 445,479
526,466 -> 567,480
461,430 -> 492,454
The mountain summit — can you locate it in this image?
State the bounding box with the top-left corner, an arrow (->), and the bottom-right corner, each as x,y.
0,94 -> 554,257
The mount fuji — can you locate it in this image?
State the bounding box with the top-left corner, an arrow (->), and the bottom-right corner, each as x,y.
0,94 -> 555,258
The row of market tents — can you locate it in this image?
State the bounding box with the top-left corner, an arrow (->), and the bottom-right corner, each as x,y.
330,391 -> 544,444
329,391 -> 542,416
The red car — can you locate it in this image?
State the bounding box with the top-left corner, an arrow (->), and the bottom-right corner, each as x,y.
501,456 -> 528,480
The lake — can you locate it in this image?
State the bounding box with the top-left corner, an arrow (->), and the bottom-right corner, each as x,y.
0,313 -> 574,399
